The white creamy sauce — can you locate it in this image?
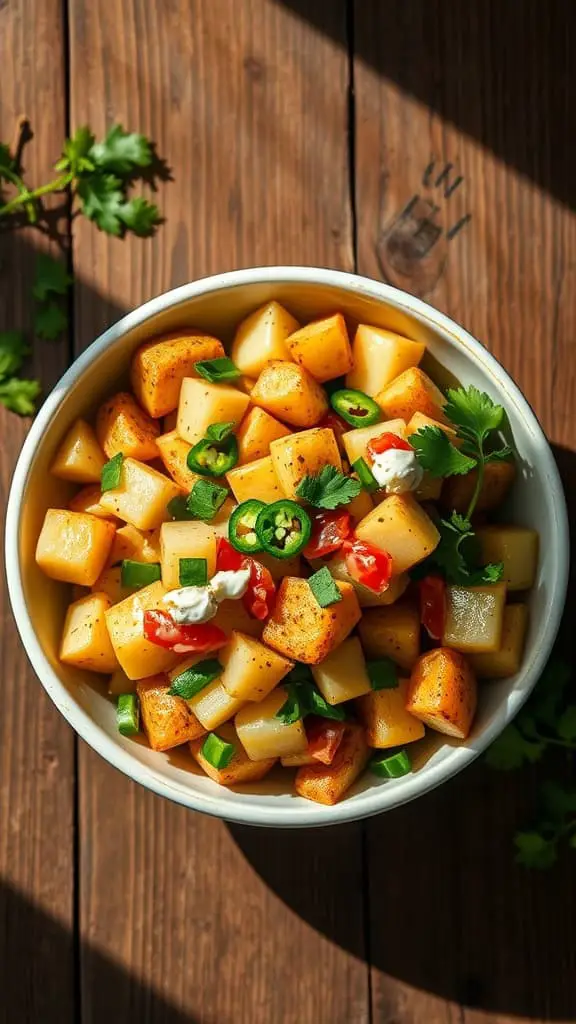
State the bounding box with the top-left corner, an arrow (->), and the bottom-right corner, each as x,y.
371,448 -> 424,494
209,568 -> 251,602
163,567 -> 251,625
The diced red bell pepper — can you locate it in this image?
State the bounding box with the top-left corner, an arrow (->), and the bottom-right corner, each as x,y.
306,717 -> 347,765
216,538 -> 276,620
216,537 -> 245,572
367,431 -> 413,461
303,510 -> 352,560
143,610 -> 227,654
419,575 -> 446,640
343,538 -> 393,594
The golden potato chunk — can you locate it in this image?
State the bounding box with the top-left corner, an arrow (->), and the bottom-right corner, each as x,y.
108,523 -> 160,566
311,636 -> 371,704
177,378 -> 250,446
323,552 -> 409,608
285,313 -> 353,382
213,599 -> 264,639
475,526 -> 538,592
443,583 -> 507,654
137,676 -> 205,751
468,603 -> 528,679
251,360 -> 328,428
442,459 -> 515,515
262,577 -> 361,664
186,677 -> 245,731
210,497 -> 238,540
236,407 -> 291,465
375,367 -> 447,423
295,723 -> 369,805
342,418 -> 406,467
155,430 -> 199,491
231,301 -> 299,378
190,722 -> 276,786
358,601 -> 420,671
96,391 -> 160,461
160,520 -> 216,590
131,331 -> 225,418
220,631 -> 293,701
90,565 -> 127,604
346,324 -> 425,396
357,679 -> 425,748
355,493 -> 440,574
99,458 -> 181,531
270,427 -> 342,499
235,687 -> 307,760
407,648 -> 477,739
346,489 -> 374,524
69,485 -> 118,520
36,508 -> 116,586
105,581 -> 181,679
226,455 -> 283,505
51,418 -> 106,484
60,592 -> 118,673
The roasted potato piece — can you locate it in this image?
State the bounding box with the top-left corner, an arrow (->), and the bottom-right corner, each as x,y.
270,427 -> 342,499
294,723 -> 369,805
51,418 -> 106,484
155,430 -> 199,491
262,577 -> 361,664
190,722 -> 276,785
160,520 -> 217,590
406,411 -> 459,441
60,592 -> 118,673
407,648 -> 477,739
251,360 -> 328,428
69,485 -> 118,520
342,418 -> 406,467
96,392 -> 160,461
220,631 -> 293,701
177,378 -> 250,446
357,679 -> 425,748
375,367 -> 447,423
358,601 -> 420,672
311,636 -> 372,704
323,552 -> 409,608
211,497 -> 238,539
36,508 -> 116,586
226,455 -> 283,505
442,459 -> 515,515
90,565 -> 127,604
285,313 -> 353,382
355,493 -> 440,574
213,599 -> 264,639
468,604 -> 528,679
443,583 -> 507,653
167,655 -> 247,730
231,301 -> 299,378
131,331 -> 225,418
475,526 -> 538,591
346,488 -> 374,524
105,581 -> 181,679
236,407 -> 291,465
137,676 -> 205,751
99,458 -> 181,531
108,523 -> 160,566
235,687 -> 307,760
346,325 -> 425,397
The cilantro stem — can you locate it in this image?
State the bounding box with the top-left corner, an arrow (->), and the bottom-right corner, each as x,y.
466,437 -> 485,520
0,172 -> 73,218
530,730 -> 576,751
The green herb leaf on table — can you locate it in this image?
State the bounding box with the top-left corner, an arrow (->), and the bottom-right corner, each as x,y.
484,724 -> 545,770
0,376 -> 41,416
308,566 -> 342,608
0,331 -> 28,378
55,126 -> 96,175
34,300 -> 68,341
514,831 -> 558,870
32,253 -> 72,301
296,465 -> 361,510
169,659 -> 222,700
0,142 -> 15,175
117,196 -> 161,237
88,125 -> 153,176
408,426 -> 477,478
77,173 -> 126,236
101,451 -> 124,492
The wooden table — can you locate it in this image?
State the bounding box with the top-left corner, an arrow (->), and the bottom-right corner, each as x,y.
1,2 -> 575,1021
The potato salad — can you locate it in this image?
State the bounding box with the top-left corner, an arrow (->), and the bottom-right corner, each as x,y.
35,302 -> 538,804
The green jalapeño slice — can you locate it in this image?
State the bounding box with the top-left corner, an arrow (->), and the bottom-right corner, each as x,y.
254,500 -> 312,559
187,433 -> 239,476
330,388 -> 381,428
228,499 -> 266,554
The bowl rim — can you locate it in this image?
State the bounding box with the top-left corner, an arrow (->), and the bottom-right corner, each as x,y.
5,266 -> 569,827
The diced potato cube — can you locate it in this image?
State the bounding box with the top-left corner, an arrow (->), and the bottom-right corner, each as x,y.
226,455 -> 283,505
475,526 -> 538,592
375,368 -> 447,423
236,407 -> 291,465
108,667 -> 135,695
358,601 -> 420,671
96,391 -> 160,461
254,550 -> 302,583
90,565 -> 127,604
177,378 -> 250,446
443,583 -> 507,653
262,577 -> 361,664
407,648 -> 477,739
60,591 -> 118,673
105,581 -> 181,679
468,604 -> 528,679
51,418 -> 106,484
251,360 -> 328,428
99,458 -> 181,531
346,489 -> 374,524
281,751 -> 316,767
270,427 -> 342,499
186,677 -> 245,731
220,631 -> 293,701
190,721 -> 276,785
442,460 -> 515,515
155,430 -> 199,491
345,324 -> 425,397
311,636 -> 371,704
69,485 -> 118,520
237,376 -> 257,396
355,493 -> 440,574
131,331 -> 225,418
159,521 -> 216,590
324,552 -> 410,608
211,497 -> 239,539
36,509 -> 116,586
107,523 -> 161,566
213,599 -> 264,639
342,418 -> 406,466
285,313 -> 353,382
406,411 -> 458,441
295,723 -> 369,805
357,679 -> 425,748
231,300 -> 299,378
137,676 -> 205,751
235,687 -> 307,760
163,409 -> 178,432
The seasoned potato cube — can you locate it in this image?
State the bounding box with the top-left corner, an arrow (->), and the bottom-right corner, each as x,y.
226,455 -> 283,505
96,392 -> 160,461
131,331 -> 225,418
357,679 -> 425,748
355,493 -> 440,574
190,722 -> 276,785
235,687 -> 307,760
342,418 -> 406,466
346,324 -> 425,397
60,592 -> 118,673
69,485 -> 118,520
442,459 -> 515,515
468,604 -> 528,679
407,648 -> 477,739
105,581 -> 181,679
220,631 -> 293,701
311,636 -> 371,704
159,521 -> 216,590
99,458 -> 181,530
211,497 -> 238,539
295,723 -> 369,805
186,677 -> 245,731
444,583 -> 507,653
358,601 -> 420,671
270,427 -> 342,499
406,411 -> 458,441
177,378 -> 250,446
236,407 -> 291,465
324,552 -> 410,608
108,523 -> 160,566
285,313 -> 353,382
51,418 -> 106,484
155,430 -> 199,491
281,751 -> 316,767
36,509 -> 116,586
251,360 -> 328,428
347,489 -> 374,523
231,301 -> 299,378
475,526 -> 539,592
137,676 -> 205,751
375,368 -> 447,423
90,565 -> 127,604
108,667 -> 135,695
237,375 -> 257,396
213,599 -> 264,639
262,577 -> 361,664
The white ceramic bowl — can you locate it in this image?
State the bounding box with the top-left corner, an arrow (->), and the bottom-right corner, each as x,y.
5,267 -> 569,827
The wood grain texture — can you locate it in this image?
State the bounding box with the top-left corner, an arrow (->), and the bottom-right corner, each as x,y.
0,2 -> 75,1022
354,2 -> 576,1022
68,1 -> 365,1021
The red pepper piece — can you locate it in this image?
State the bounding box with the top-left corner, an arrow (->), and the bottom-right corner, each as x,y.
303,510 -> 352,560
419,575 -> 446,640
143,610 -> 227,654
343,538 -> 393,594
367,432 -> 413,461
306,717 -> 347,765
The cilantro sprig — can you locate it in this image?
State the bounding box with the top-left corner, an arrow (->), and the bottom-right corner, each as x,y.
295,465 -> 361,510
412,511 -> 504,586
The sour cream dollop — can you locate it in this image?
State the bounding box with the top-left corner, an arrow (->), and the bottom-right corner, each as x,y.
162,567 -> 251,625
370,447 -> 423,494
